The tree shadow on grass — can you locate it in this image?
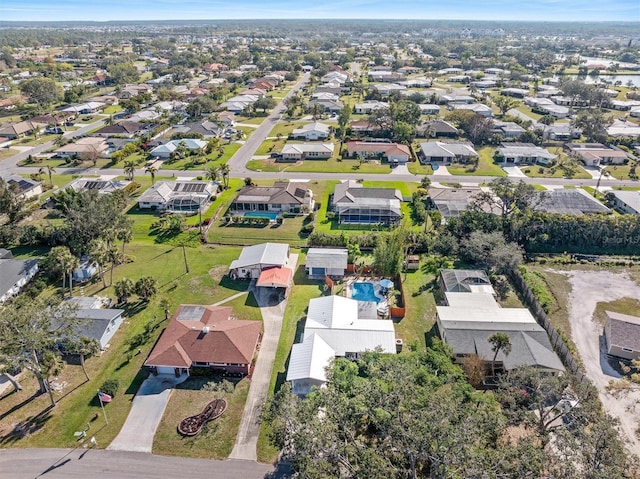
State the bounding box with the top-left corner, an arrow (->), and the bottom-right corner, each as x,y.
0,404 -> 53,445
0,391 -> 41,421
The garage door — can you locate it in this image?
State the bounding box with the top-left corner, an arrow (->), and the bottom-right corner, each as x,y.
311,267 -> 326,276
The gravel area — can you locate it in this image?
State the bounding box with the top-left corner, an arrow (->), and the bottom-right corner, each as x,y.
558,269 -> 640,457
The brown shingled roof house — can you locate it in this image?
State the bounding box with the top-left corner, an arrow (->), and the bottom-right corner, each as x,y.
145,305 -> 262,377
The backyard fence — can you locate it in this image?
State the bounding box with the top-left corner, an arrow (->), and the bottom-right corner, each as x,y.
507,268 -> 590,385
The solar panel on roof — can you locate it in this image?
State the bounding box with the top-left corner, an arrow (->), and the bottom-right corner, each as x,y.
84,181 -> 106,190
176,306 -> 206,321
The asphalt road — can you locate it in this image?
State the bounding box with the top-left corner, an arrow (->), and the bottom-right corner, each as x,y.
0,448 -> 284,479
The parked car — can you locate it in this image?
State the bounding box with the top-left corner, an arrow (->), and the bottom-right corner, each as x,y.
45,127 -> 63,134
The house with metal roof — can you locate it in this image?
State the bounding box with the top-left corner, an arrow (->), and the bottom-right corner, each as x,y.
496,143 -> 557,166
0,249 -> 39,304
286,296 -> 396,395
73,308 -> 126,350
607,190 -> 640,216
419,141 -> 479,164
229,243 -> 290,280
566,143 -> 629,167
137,180 -> 218,212
533,189 -> 611,216
604,311 -> 640,361
305,248 -> 348,279
145,305 -> 261,377
230,181 -> 314,215
428,187 -> 486,218
280,143 -> 334,161
332,180 -> 402,225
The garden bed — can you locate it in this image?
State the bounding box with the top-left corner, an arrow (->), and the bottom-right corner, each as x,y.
177,398 -> 227,436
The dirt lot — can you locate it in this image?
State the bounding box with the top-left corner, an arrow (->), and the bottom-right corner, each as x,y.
554,269 -> 640,456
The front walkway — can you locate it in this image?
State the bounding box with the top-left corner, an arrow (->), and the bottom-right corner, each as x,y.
229,254 -> 299,461
502,165 -> 527,178
108,374 -> 187,453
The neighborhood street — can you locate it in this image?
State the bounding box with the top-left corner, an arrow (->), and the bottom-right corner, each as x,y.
0,448 -> 283,479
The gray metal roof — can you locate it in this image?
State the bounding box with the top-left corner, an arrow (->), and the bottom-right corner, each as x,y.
0,258 -> 38,299
74,309 -> 125,342
229,243 -> 289,270
306,248 -> 348,270
533,189 -> 611,215
610,190 -> 640,214
605,311 -> 640,353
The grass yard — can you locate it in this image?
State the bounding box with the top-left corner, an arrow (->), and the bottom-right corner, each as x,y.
257,256 -> 326,463
446,147 -> 507,177
247,157 -> 391,174
593,297 -> 640,326
0,148 -> 19,162
407,162 -> 435,175
103,105 -> 124,115
520,165 -> 591,179
152,377 -> 250,459
208,215 -> 308,247
605,164 -> 639,181
267,121 -> 308,138
159,144 -> 241,171
235,116 -> 266,125
514,105 -> 543,121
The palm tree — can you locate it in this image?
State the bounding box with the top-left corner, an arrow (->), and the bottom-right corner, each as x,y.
40,165 -> 56,187
124,160 -> 136,181
44,246 -> 78,296
488,332 -> 512,379
206,166 -> 220,184
145,165 -> 158,185
89,239 -> 110,288
117,228 -> 132,256
219,164 -> 230,189
68,338 -> 100,381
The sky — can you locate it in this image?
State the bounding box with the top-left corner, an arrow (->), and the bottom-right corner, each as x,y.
0,0 -> 639,22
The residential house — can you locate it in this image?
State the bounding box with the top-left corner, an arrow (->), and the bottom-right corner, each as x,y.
428,187 -> 486,218
311,92 -> 340,102
418,104 -> 440,116
55,137 -> 108,159
451,103 -> 494,117
332,180 -> 402,225
1,174 -> 42,199
305,248 -> 348,279
72,256 -> 99,283
230,181 -> 314,215
0,249 -> 39,303
64,296 -> 125,350
149,138 -> 207,159
440,94 -> 474,105
61,102 -> 105,114
229,243 -> 290,280
419,141 -> 479,164
524,97 -> 569,118
420,120 -> 458,138
501,88 -> 530,98
137,180 -> 217,212
346,141 -> 411,164
493,121 -> 525,139
170,121 -> 222,139
566,143 -> 628,167
533,189 -> 611,216
65,177 -> 131,195
607,190 -> 640,216
372,83 -> 407,97
607,119 -> 640,138
604,311 -> 640,361
120,84 -> 153,99
217,111 -> 236,126
280,143 -> 334,161
537,124 -> 581,141
291,122 -> 330,141
0,120 -> 44,139
496,143 -> 557,166
439,269 -> 495,295
145,305 -> 261,377
307,98 -> 343,113
92,121 -> 148,138
354,100 -> 388,115
287,296 -> 396,395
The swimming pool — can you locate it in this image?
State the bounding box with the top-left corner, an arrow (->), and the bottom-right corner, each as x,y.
351,281 -> 380,303
244,212 -> 279,220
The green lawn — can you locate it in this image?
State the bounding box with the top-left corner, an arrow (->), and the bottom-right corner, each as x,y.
514,105 -> 543,121
159,144 -> 241,171
593,297 -> 640,326
446,147 -> 507,177
235,116 -> 266,125
247,157 -> 391,174
0,148 -> 19,161
520,165 -> 591,179
407,162 -> 434,175
605,164 -> 639,180
208,215 -> 309,247
103,105 -> 124,115
267,121 -> 308,138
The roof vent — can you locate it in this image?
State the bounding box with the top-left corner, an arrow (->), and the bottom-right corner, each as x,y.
202,326 -> 210,334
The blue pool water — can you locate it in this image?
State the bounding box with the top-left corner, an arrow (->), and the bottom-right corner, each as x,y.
244,212 -> 279,220
352,282 -> 380,303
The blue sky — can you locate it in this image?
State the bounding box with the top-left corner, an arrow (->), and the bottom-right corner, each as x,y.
1,0 -> 639,22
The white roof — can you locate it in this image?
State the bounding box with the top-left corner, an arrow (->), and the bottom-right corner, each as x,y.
437,306 -> 538,327
444,292 -> 499,309
229,243 -> 289,270
292,122 -> 330,134
306,248 -> 348,270
282,143 -> 334,154
286,333 -> 335,382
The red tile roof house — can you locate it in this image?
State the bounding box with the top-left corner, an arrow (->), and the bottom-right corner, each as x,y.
346,141 -> 411,164
144,305 -> 262,377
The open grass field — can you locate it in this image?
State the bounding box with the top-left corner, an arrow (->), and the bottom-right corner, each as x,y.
247,156 -> 391,174
158,143 -> 241,171
0,148 -> 19,162
446,147 -> 507,177
605,163 -> 639,181
407,162 -> 435,175
593,297 -> 640,326
0,242 -> 254,450
520,165 -> 591,179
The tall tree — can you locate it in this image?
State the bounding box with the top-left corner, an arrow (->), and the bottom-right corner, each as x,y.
471,177 -> 540,219
19,77 -> 61,112
145,165 -> 157,185
219,164 -> 230,189
124,160 -> 136,181
42,246 -> 79,296
488,332 -> 512,378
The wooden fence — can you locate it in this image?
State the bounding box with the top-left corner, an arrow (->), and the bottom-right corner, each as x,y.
507,268 -> 589,385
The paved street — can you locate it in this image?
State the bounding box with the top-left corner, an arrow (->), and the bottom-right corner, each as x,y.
0,448 -> 282,479
230,254 -> 299,461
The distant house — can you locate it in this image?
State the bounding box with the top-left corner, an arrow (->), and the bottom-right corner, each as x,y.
0,120 -> 44,139
72,256 -> 99,283
65,177 -> 131,195
420,120 -> 458,138
149,139 -> 207,159
280,143 -> 334,161
55,137 -> 108,159
537,124 -> 581,141
170,121 -> 222,139
0,249 -> 39,303
307,99 -> 343,113
533,189 -> 611,216
604,311 -> 640,361
419,141 -> 478,164
493,121 -> 525,139
145,305 -> 261,377
305,248 -> 348,279
137,180 -> 217,212
64,296 -> 125,350
92,121 -> 148,138
332,180 -> 402,225
287,296 -> 396,395
1,174 -> 42,199
61,102 -> 105,114
566,143 -> 628,167
496,143 -> 557,166
217,111 -> 236,126
229,243 -> 290,280
428,187 -> 486,218
501,88 -> 529,98
607,190 -> 640,216
230,181 -> 314,215
346,141 -> 411,164
354,100 -> 389,115
291,122 -> 330,141
451,103 -> 493,117
418,104 -> 440,115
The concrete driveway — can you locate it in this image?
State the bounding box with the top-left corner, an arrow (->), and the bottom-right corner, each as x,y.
229,254 -> 299,461
502,165 -> 527,178
108,374 -> 186,453
560,269 -> 640,456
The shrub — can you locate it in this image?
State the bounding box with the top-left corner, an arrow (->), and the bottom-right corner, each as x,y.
100,379 -> 120,398
518,266 -> 554,313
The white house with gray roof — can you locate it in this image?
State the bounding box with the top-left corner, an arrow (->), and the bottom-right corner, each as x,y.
604,311 -> 640,361
305,248 -> 348,278
420,141 -> 479,164
229,242 -> 290,280
137,180 -> 218,213
0,249 -> 39,303
607,190 -> 640,216
291,122 -> 330,141
496,143 -> 557,166
280,143 -> 334,161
